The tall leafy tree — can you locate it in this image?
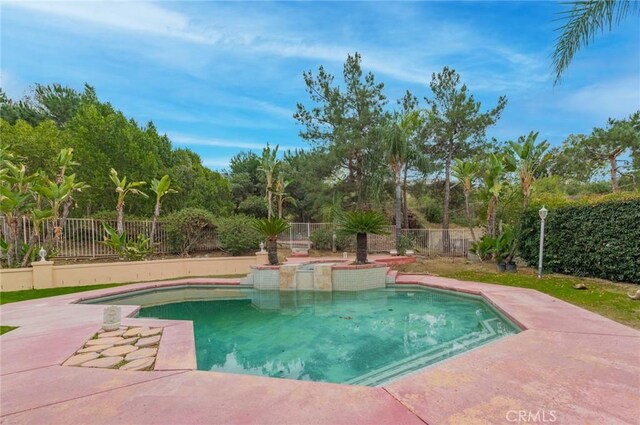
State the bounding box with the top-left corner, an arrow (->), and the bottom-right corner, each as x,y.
553,0 -> 640,84
480,153 -> 506,238
504,132 -> 553,211
380,111 -> 421,248
108,169 -> 148,235
226,151 -> 263,211
587,113 -> 640,192
504,132 -> 552,262
150,175 -> 177,245
425,67 -> 506,247
294,53 -> 388,208
2,85 -> 231,216
397,91 -> 432,228
550,113 -> 640,192
452,158 -> 480,241
258,144 -> 280,219
274,175 -> 295,219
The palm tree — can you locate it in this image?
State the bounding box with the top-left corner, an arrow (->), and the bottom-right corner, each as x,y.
504,132 -> 552,212
452,158 -> 480,242
503,132 -> 552,263
337,210 -> 388,264
149,175 -> 177,245
553,0 -> 639,84
251,217 -> 290,265
108,169 -> 148,235
1,159 -> 38,267
258,144 -> 279,219
380,111 -> 421,250
479,154 -> 505,238
274,175 -> 295,219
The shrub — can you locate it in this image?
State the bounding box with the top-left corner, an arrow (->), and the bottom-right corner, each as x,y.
471,235 -> 493,261
237,195 -> 268,217
216,215 -> 262,256
310,227 -> 355,251
519,199 -> 640,283
100,223 -> 152,261
164,208 -> 216,256
310,227 -> 333,250
397,234 -> 414,256
419,195 -> 443,223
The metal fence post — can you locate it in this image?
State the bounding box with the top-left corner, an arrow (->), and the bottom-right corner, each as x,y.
91,219 -> 96,258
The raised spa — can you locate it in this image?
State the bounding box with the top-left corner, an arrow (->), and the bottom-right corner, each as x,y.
83,285 -> 519,386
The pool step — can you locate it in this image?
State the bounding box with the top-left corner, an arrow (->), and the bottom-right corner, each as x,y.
344,318 -> 505,387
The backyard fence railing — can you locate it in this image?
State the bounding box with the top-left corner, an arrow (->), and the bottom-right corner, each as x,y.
0,217 -> 217,258
0,217 -> 471,259
278,223 -> 472,257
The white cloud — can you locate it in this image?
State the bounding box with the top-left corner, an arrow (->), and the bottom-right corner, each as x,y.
3,0 -> 545,92
559,76 -> 640,120
0,68 -> 26,98
201,156 -> 232,170
4,1 -> 216,44
170,133 -> 300,152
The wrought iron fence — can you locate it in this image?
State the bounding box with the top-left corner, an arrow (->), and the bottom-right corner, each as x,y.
279,223 -> 472,257
1,217 -> 470,259
0,217 -> 217,258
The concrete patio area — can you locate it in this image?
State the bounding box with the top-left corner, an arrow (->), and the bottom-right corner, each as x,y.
1,267 -> 639,424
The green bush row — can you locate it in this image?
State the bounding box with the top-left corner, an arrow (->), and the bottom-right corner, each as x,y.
519,200 -> 640,283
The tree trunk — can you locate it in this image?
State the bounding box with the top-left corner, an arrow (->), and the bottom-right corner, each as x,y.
6,217 -> 20,268
402,165 -> 409,228
150,201 -> 160,245
394,173 -> 402,250
266,189 -> 273,219
487,196 -> 497,238
609,155 -> 619,193
463,191 -> 477,242
116,203 -> 124,236
356,233 -> 367,264
267,238 -> 278,265
442,144 -> 452,252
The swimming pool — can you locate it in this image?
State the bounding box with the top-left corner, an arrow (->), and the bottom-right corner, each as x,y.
84,286 -> 519,386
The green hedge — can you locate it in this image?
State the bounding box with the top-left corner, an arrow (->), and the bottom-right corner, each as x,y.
519,200 -> 640,283
216,215 -> 262,255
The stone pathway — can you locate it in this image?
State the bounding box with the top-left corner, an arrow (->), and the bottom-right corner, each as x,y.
62,326 -> 162,371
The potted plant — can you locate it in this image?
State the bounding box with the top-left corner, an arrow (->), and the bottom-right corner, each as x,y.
251,217 -> 290,265
337,210 -> 388,264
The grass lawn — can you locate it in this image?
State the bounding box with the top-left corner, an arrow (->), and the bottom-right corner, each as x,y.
394,259 -> 640,330
0,326 -> 18,335
0,274 -> 248,306
0,283 -> 130,305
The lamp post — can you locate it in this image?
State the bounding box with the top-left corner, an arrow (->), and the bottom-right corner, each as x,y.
538,206 -> 548,279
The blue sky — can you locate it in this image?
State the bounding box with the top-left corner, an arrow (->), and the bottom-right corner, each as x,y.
1,1 -> 639,170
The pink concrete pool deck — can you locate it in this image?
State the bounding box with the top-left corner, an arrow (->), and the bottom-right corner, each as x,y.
1,272 -> 639,424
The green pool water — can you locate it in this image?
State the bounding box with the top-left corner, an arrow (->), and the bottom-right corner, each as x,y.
135,287 -> 519,386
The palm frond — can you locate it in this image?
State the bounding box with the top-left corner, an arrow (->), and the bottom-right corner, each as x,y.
251,217 -> 290,238
337,210 -> 389,236
553,0 -> 639,84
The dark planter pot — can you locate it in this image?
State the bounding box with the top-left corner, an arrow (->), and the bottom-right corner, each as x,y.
496,262 -> 507,272
506,261 -> 517,273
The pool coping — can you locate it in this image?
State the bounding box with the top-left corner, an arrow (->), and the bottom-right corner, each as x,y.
1,272 -> 639,424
